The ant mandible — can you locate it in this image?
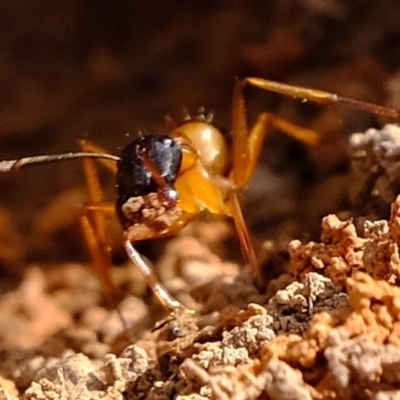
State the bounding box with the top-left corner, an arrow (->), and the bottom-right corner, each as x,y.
1,77 -> 399,315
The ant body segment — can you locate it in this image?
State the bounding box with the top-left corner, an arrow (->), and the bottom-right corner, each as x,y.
1,77 -> 399,315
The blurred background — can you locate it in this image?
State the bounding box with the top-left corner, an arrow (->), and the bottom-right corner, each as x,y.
0,0 -> 399,275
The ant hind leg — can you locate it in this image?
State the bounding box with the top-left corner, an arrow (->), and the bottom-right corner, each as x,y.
231,78 -> 321,189
228,77 -> 322,285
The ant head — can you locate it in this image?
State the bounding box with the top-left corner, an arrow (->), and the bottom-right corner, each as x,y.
115,135 -> 182,229
116,135 -> 182,199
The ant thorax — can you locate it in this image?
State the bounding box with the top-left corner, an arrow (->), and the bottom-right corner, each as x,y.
171,119 -> 230,176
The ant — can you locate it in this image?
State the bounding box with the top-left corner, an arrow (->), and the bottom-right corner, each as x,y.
1,77 -> 399,316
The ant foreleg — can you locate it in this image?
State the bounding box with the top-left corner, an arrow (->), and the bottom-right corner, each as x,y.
80,205 -> 116,296
123,240 -> 190,313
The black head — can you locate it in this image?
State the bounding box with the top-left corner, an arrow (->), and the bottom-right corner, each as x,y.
116,135 -> 182,205
116,135 -> 182,229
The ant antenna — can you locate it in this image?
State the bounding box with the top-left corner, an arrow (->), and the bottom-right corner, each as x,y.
0,152 -> 121,173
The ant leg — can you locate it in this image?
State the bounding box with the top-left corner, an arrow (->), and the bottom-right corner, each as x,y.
83,197 -> 188,316
231,75 -> 400,187
78,140 -> 120,305
237,77 -> 400,120
80,203 -> 132,329
174,144 -> 262,284
80,202 -> 116,296
227,190 -> 260,285
232,76 -> 400,188
80,140 -> 117,244
227,79 -> 322,283
124,240 -> 188,313
229,75 -> 400,283
231,78 -> 321,189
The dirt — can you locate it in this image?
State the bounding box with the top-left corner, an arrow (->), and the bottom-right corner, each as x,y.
4,187 -> 400,398
1,1 -> 400,399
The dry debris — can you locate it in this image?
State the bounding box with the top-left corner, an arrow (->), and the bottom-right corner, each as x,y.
5,126 -> 400,398
1,1 -> 400,398
350,124 -> 400,218
290,193 -> 400,285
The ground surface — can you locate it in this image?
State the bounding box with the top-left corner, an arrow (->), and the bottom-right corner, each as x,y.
1,2 -> 400,399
